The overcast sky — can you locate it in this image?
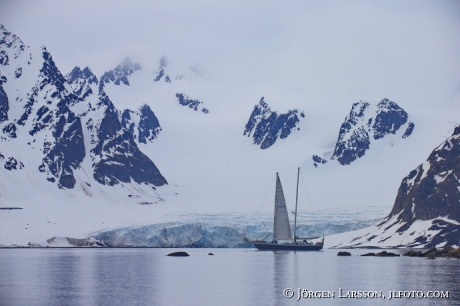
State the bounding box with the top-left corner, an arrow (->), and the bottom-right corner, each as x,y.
1,0 -> 460,220
1,0 -> 460,111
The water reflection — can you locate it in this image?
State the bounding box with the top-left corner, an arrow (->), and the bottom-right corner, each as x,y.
272,251 -> 290,304
92,250 -> 157,305
43,250 -> 84,305
0,249 -> 459,305
394,257 -> 460,305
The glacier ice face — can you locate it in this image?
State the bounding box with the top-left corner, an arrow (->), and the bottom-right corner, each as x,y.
73,209 -> 384,248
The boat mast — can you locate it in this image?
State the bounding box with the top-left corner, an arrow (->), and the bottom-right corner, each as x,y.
293,167 -> 300,244
273,172 -> 278,242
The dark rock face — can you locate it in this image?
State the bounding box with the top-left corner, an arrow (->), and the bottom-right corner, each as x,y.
330,101 -> 370,165
39,106 -> 85,189
18,48 -> 66,127
153,66 -> 165,82
137,104 -> 161,144
402,122 -> 414,139
99,57 -> 141,91
360,251 -> 400,257
152,59 -> 171,83
0,78 -> 8,122
0,24 -> 26,62
372,99 -> 408,140
0,50 -> 7,65
4,157 -> 24,171
1,24 -> 168,193
244,97 -> 303,149
330,99 -> 412,165
13,49 -> 87,189
91,94 -> 167,187
312,155 -> 327,168
390,125 -> 460,223
334,126 -> 370,165
14,66 -> 22,78
403,246 -> 460,259
378,125 -> 460,247
67,66 -> 92,84
337,251 -> 351,256
331,126 -> 460,249
66,66 -> 97,100
2,123 -> 16,138
39,49 -> 66,92
175,93 -> 209,113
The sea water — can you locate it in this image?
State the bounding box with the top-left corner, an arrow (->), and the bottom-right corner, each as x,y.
0,248 -> 458,306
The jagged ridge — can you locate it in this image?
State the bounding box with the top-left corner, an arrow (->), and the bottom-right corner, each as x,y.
244,97 -> 304,149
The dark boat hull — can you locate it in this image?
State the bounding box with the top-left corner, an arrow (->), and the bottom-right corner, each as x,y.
253,242 -> 323,251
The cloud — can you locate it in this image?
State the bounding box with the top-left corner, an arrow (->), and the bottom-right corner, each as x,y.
159,56 -> 167,67
0,0 -> 459,107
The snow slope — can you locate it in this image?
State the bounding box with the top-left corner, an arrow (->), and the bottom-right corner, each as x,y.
328,126 -> 460,249
0,22 -> 459,247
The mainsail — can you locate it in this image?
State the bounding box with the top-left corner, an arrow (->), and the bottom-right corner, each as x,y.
273,173 -> 292,240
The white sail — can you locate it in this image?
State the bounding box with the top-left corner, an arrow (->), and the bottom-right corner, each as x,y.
273,174 -> 292,240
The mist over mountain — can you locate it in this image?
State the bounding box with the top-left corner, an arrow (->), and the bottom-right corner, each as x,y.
0,25 -> 167,194
0,20 -> 459,247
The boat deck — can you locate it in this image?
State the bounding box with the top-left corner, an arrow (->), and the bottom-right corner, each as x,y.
253,241 -> 323,251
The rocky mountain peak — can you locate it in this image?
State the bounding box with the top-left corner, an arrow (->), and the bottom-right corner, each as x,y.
334,125 -> 460,248
244,97 -> 304,149
389,125 -> 460,225
66,66 -> 97,100
99,57 -> 141,91
0,24 -> 26,63
67,66 -> 97,85
372,98 -> 408,140
38,47 -> 66,92
326,98 -> 413,166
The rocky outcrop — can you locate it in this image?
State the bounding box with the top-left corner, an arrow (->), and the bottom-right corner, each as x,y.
167,251 -> 190,257
90,93 -> 167,187
175,93 -> 209,114
403,246 -> 460,259
244,97 -> 304,149
330,125 -> 460,249
0,76 -> 8,123
0,25 -> 167,192
361,251 -> 400,257
390,126 -> 460,224
330,99 -> 412,165
99,57 -> 141,91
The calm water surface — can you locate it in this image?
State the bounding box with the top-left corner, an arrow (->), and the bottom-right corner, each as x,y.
0,248 -> 459,306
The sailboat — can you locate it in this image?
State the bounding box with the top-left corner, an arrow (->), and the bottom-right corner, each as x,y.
251,168 -> 324,251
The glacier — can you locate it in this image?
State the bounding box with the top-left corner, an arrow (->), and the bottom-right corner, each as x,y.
1,12 -> 459,248
37,208 -> 387,248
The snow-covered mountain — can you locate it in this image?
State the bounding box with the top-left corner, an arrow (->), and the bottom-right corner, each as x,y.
311,99 -> 414,167
0,25 -> 166,196
329,126 -> 460,248
0,23 -> 458,247
244,97 -> 304,149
